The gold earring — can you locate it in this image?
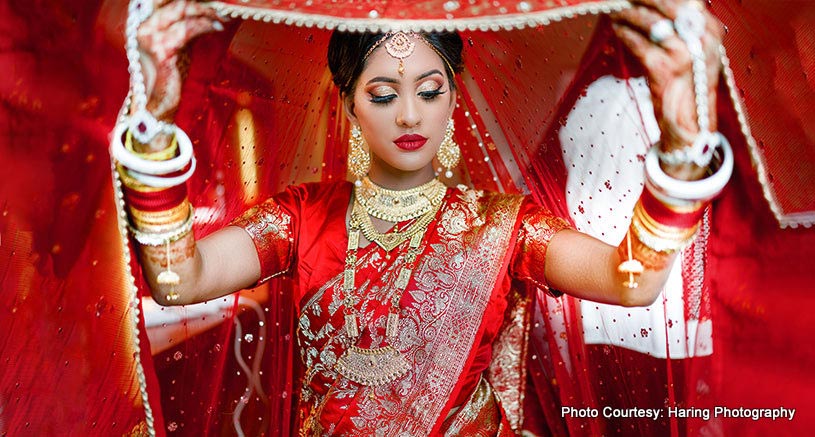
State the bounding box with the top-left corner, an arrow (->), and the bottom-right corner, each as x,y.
348,125 -> 370,186
437,119 -> 460,178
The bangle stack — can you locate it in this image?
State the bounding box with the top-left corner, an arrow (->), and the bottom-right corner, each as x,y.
618,135 -> 732,289
111,118 -> 196,303
616,2 -> 735,289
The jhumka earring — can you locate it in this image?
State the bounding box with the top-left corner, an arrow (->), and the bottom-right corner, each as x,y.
437,119 -> 460,178
348,125 -> 370,186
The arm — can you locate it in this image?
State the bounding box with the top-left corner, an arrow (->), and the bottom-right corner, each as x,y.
137,226 -> 262,306
543,229 -> 672,307
537,0 -> 726,306
117,1 -> 260,305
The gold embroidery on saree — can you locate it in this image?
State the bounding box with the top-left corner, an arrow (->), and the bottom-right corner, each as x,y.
231,199 -> 294,281
442,376 -> 501,436
295,188 -> 525,435
487,286 -> 533,432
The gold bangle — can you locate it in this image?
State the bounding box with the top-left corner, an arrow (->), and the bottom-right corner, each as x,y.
117,164 -> 165,193
633,203 -> 699,240
125,128 -> 179,161
128,204 -> 195,246
622,230 -> 674,271
631,217 -> 697,253
129,200 -> 191,230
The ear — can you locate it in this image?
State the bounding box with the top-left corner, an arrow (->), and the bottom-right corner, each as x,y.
342,92 -> 359,125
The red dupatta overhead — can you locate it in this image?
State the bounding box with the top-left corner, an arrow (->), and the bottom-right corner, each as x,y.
2,1 -> 814,436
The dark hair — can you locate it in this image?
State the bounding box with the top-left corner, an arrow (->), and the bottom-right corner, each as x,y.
327,31 -> 464,96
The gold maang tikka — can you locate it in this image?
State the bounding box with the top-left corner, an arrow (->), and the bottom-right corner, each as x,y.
363,32 -> 455,79
384,32 -> 416,76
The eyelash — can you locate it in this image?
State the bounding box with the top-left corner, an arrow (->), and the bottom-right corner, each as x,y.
369,87 -> 446,105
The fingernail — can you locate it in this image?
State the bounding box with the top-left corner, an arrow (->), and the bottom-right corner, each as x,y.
213,21 -> 224,31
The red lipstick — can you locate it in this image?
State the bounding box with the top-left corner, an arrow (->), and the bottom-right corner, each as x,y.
394,134 -> 428,151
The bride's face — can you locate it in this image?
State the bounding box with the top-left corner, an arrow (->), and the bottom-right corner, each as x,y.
346,36 -> 456,177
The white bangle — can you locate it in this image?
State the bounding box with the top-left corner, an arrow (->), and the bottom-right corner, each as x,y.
129,205 -> 194,246
110,120 -> 193,176
126,156 -> 197,188
645,132 -> 733,202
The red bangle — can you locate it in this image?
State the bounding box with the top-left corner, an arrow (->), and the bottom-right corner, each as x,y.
640,188 -> 706,228
123,183 -> 188,212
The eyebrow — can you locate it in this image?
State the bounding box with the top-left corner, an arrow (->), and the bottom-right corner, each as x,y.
365,69 -> 444,86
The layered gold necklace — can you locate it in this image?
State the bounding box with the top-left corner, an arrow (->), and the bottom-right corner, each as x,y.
355,176 -> 446,223
334,179 -> 445,386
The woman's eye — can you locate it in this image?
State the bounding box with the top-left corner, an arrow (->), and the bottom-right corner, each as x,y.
418,87 -> 446,101
370,94 -> 397,104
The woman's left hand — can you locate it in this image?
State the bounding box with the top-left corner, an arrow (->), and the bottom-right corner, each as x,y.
610,0 -> 724,179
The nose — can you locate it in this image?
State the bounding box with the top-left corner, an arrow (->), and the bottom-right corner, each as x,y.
396,95 -> 421,128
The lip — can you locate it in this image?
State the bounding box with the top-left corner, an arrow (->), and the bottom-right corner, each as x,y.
394,134 -> 428,151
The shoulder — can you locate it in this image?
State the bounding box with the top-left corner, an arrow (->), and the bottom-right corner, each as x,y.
282,180 -> 351,203
444,185 -> 527,230
450,185 -> 525,212
259,180 -> 351,211
451,185 -> 572,231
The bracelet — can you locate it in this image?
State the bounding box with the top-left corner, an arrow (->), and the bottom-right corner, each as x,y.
618,234 -> 673,271
111,121 -> 193,176
117,164 -> 165,193
130,200 -> 191,230
631,217 -> 697,253
125,156 -> 197,188
640,188 -> 706,228
645,132 -> 733,203
128,204 -> 194,246
634,201 -> 699,239
125,127 -> 178,161
631,215 -> 697,253
122,181 -> 188,211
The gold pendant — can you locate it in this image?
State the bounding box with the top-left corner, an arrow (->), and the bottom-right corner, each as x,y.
345,313 -> 360,339
618,230 -> 644,289
335,345 -> 410,386
376,233 -> 405,251
157,239 -> 181,301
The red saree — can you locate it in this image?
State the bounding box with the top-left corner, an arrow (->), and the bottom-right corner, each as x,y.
231,181 -> 569,435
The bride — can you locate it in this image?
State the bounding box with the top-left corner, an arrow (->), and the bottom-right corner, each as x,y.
116,0 -> 728,434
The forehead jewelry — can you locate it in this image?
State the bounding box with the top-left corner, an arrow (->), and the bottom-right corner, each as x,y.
384,32 -> 415,76
362,31 -> 455,79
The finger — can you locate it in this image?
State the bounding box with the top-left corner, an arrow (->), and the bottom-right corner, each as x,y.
167,17 -> 226,46
611,5 -> 674,41
630,0 -> 706,21
611,22 -> 667,69
150,1 -> 223,32
613,6 -> 676,44
628,0 -> 679,20
703,10 -> 725,42
139,6 -> 225,56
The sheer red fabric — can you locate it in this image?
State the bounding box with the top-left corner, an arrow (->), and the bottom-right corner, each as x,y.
2,1 -> 814,436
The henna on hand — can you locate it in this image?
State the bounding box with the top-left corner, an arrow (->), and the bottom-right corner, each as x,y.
610,0 -> 724,179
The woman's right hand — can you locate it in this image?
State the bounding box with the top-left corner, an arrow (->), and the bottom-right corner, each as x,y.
135,0 -> 226,123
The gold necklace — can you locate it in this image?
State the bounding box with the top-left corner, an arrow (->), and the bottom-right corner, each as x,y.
355,176 -> 446,223
334,200 -> 434,386
351,197 -> 440,251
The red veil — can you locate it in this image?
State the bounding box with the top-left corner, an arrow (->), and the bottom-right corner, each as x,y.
1,1 -> 813,435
